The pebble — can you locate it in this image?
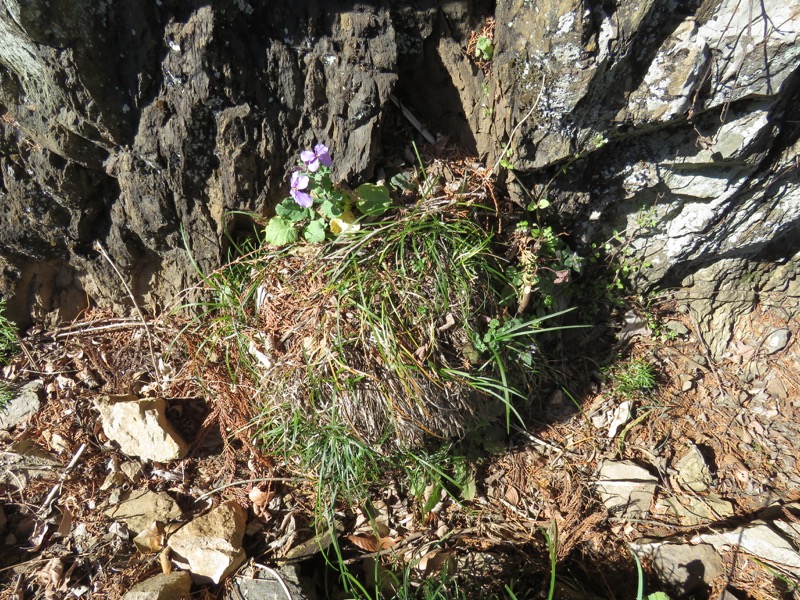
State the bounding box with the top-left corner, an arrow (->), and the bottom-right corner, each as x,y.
765,329 -> 790,354
665,320 -> 690,337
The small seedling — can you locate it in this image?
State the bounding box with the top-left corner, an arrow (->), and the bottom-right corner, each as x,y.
609,358 -> 656,396
474,35 -> 494,61
0,300 -> 18,365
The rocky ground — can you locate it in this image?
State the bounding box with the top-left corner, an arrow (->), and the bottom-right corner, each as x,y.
1,283 -> 798,599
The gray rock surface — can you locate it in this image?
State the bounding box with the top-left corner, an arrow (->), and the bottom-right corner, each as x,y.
104,489 -> 182,535
651,543 -> 724,596
595,460 -> 658,518
93,395 -> 188,462
121,571 -> 192,600
697,520 -> 800,573
0,380 -> 42,429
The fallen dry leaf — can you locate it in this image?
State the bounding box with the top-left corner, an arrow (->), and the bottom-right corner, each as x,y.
347,534 -> 379,552
159,547 -> 172,574
133,521 -> 165,553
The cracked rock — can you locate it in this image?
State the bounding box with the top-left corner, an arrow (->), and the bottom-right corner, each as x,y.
168,500 -> 247,584
595,460 -> 658,518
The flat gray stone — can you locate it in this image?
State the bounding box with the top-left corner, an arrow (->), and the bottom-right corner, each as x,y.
698,521 -> 800,572
0,380 -> 42,429
675,444 -> 711,492
105,489 -> 182,534
765,329 -> 790,354
122,571 -> 192,600
652,543 -> 724,595
231,564 -> 316,600
596,460 -> 658,518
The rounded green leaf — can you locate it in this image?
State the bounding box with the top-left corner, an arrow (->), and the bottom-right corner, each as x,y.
264,216 -> 299,246
356,183 -> 391,217
303,219 -> 327,243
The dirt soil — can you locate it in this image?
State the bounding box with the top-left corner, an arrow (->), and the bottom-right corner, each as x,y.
1,246 -> 799,598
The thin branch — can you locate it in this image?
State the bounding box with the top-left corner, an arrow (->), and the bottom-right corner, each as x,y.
93,241 -> 162,383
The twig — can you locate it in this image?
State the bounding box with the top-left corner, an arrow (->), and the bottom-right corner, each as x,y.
250,563 -> 295,600
389,95 -> 436,144
51,320 -> 170,340
93,241 -> 162,383
38,442 -> 86,516
193,476 -> 302,503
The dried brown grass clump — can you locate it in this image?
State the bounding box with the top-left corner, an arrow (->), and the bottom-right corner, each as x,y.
175,196 -> 546,456
244,199 -> 523,447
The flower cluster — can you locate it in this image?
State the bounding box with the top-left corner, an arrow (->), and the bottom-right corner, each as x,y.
289,144 -> 332,208
263,143 -> 391,247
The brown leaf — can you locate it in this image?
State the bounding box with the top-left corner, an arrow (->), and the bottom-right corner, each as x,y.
249,486 -> 274,521
36,558 -> 63,590
553,270 -> 571,284
133,521 -> 165,553
377,536 -> 397,550
346,534 -> 379,553
504,486 -> 520,506
159,548 -> 172,574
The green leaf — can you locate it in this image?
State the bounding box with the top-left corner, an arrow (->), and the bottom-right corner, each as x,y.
475,36 -> 494,61
275,198 -> 312,222
263,216 -> 299,246
303,219 -> 327,243
499,158 -> 515,170
319,199 -> 343,219
644,592 -> 671,600
356,183 -> 391,217
537,198 -> 550,209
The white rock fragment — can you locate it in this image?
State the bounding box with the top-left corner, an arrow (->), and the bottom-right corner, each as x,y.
93,395 -> 188,462
168,500 -> 247,584
121,571 -> 192,600
765,329 -> 790,354
595,460 -> 658,518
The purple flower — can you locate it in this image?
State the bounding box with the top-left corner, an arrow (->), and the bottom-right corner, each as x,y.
290,171 -> 313,208
300,143 -> 333,172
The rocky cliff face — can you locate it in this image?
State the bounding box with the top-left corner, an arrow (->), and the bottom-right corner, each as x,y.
1,0 -> 798,355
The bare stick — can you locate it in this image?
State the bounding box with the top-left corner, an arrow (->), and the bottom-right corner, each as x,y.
193,477 -> 302,503
38,442 -> 87,516
93,241 -> 162,382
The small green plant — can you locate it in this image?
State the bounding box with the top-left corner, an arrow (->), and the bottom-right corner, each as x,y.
0,383 -> 14,412
542,522 -> 559,600
0,299 -> 18,365
504,223 -> 584,313
263,144 -> 392,246
608,358 -> 656,396
474,35 -> 494,61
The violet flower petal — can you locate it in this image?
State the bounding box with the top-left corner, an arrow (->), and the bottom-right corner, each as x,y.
291,190 -> 313,208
